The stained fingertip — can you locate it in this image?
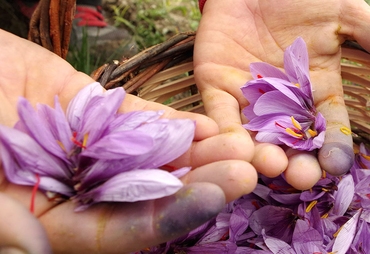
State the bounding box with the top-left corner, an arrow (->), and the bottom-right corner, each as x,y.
252,143 -> 288,178
284,151 -> 322,190
154,182 -> 225,239
318,142 -> 354,176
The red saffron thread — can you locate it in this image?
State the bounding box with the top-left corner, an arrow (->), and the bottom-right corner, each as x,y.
30,174 -> 40,214
71,131 -> 86,149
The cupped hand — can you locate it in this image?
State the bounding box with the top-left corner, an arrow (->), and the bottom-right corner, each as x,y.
0,29 -> 258,253
194,0 -> 370,189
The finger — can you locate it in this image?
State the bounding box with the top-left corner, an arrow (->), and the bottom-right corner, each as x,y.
121,94 -> 219,141
316,95 -> 354,176
181,160 -> 258,202
284,149 -> 322,190
170,131 -> 255,168
252,142 -> 288,178
0,193 -> 52,254
39,182 -> 225,254
339,0 -> 370,52
311,68 -> 354,175
191,87 -> 255,162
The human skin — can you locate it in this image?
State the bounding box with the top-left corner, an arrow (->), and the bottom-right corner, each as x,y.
194,0 -> 370,188
0,29 -> 257,253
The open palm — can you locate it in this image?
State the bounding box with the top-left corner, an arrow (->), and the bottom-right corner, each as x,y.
0,29 -> 258,253
194,0 -> 370,188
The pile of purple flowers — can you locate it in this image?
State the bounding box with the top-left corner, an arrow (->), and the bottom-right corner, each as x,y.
141,147 -> 369,253
0,82 -> 195,211
137,38 -> 369,253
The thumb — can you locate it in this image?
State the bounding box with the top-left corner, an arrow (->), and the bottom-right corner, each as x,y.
0,193 -> 52,254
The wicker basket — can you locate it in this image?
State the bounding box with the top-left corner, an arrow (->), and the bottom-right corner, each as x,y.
28,0 -> 370,145
89,34 -> 370,145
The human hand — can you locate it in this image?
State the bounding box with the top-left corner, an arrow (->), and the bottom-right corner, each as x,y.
194,0 -> 370,189
0,29 -> 257,253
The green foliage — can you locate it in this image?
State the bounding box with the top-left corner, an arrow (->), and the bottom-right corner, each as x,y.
66,0 -> 200,74
67,28 -> 96,75
111,0 -> 201,49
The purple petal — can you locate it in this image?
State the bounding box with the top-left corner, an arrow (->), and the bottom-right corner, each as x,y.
284,37 -> 313,99
38,97 -> 75,155
38,176 -> 74,196
16,97 -> 71,162
66,82 -> 104,130
171,167 -> 191,178
250,62 -> 289,80
107,110 -> 163,132
332,209 -> 362,254
78,88 -> 126,145
197,213 -> 230,244
81,130 -> 155,159
249,205 -> 296,243
132,118 -> 195,169
66,83 -> 126,145
241,78 -> 302,112
0,126 -> 73,195
229,204 -> 250,242
75,169 -> 183,211
0,125 -> 71,183
350,219 -> 370,253
182,242 -> 238,254
291,220 -> 324,253
262,229 -> 295,254
332,175 -> 354,216
253,90 -> 309,117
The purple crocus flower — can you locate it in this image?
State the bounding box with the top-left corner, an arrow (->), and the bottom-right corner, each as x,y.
241,37 -> 326,151
0,82 -> 195,211
353,143 -> 370,170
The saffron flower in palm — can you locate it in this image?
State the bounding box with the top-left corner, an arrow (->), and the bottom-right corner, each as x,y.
241,37 -> 326,151
0,82 -> 195,211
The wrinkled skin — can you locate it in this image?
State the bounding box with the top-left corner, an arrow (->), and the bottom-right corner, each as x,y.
0,29 -> 257,253
195,0 -> 370,188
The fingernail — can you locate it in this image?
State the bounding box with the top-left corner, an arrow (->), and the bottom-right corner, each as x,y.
154,182 -> 225,238
318,142 -> 354,176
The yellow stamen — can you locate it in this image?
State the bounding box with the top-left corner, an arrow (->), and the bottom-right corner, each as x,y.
333,225 -> 344,238
290,116 -> 302,130
340,126 -> 351,135
321,188 -> 330,192
307,129 -> 318,138
361,153 -> 370,161
322,169 -> 327,179
82,133 -> 89,148
56,140 -> 67,152
294,83 -> 300,88
321,213 -> 329,219
305,200 -> 318,213
286,128 -> 303,138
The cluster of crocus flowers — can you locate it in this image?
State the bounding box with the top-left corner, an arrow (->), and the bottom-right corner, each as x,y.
241,37 -> 326,151
0,82 -> 195,211
139,146 -> 369,254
